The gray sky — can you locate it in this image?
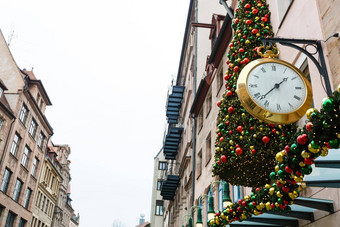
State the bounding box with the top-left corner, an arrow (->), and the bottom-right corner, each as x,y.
0,0 -> 190,226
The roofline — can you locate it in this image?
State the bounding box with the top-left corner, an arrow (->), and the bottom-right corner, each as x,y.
176,0 -> 194,85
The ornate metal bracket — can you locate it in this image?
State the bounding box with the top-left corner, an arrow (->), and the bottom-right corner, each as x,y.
260,37 -> 332,96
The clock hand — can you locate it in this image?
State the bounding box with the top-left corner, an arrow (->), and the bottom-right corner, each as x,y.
260,77 -> 288,100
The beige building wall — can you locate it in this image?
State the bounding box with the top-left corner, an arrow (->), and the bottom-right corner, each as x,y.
0,30 -> 53,227
32,156 -> 62,227
150,149 -> 166,227
162,0 -> 340,227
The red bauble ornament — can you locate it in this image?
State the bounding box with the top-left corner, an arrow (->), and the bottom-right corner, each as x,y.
282,186 -> 290,193
284,145 -> 290,152
242,201 -> 247,207
246,19 -> 252,25
239,48 -> 245,53
221,155 -> 227,163
220,137 -> 225,142
237,207 -> 242,213
261,17 -> 268,22
234,66 -> 239,72
252,28 -> 258,34
228,106 -> 234,113
218,132 -> 221,137
237,126 -> 243,132
295,171 -> 302,177
229,130 -> 233,135
306,122 -> 313,131
235,147 -> 243,155
229,43 -> 233,47
272,129 -> 276,134
251,149 -> 256,154
297,134 -> 308,145
217,160 -> 221,165
250,127 -> 254,130
243,58 -> 250,64
262,136 -> 270,144
217,101 -> 221,107
285,166 -> 293,173
252,9 -> 258,14
227,90 -> 233,96
245,3 -> 251,9
304,158 -> 314,165
276,182 -> 283,188
226,121 -> 230,125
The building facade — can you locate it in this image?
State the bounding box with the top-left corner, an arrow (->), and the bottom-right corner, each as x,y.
0,30 -> 53,227
0,29 -> 79,227
150,149 -> 167,227
158,0 -> 340,226
31,150 -> 62,227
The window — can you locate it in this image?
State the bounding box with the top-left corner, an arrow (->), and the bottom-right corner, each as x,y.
0,205 -> 3,219
216,67 -> 224,94
9,133 -> 21,157
40,196 -> 46,210
19,104 -> 29,125
206,91 -> 212,117
28,118 -> 37,137
23,188 -> 32,209
233,185 -> 241,202
0,118 -> 3,130
206,133 -> 212,165
0,87 -> 3,97
155,200 -> 164,215
157,180 -> 164,190
21,146 -> 31,168
198,110 -> 203,131
19,218 -> 27,227
36,93 -> 40,103
5,211 -> 16,227
196,149 -> 202,179
1,168 -> 12,193
218,183 -> 223,210
276,0 -> 293,26
158,161 -> 167,170
37,132 -> 45,148
31,157 -> 39,177
12,179 -> 23,202
45,199 -> 49,213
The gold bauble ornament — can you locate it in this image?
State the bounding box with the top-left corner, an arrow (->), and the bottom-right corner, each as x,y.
306,108 -> 317,119
277,191 -> 283,198
320,146 -> 329,156
276,152 -> 284,162
269,187 -> 275,195
308,144 -> 319,153
301,150 -> 310,158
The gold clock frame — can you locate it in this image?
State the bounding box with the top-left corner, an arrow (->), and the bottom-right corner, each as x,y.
237,57 -> 313,125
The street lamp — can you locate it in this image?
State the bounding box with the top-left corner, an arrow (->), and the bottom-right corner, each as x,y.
223,182 -> 232,209
196,206 -> 203,227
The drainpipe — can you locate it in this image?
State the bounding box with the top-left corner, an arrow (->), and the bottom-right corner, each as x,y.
191,0 -> 198,212
0,118 -> 16,170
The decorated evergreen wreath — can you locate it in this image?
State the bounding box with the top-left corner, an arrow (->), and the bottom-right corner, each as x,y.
213,0 -> 297,187
209,0 -> 340,225
209,86 -> 340,226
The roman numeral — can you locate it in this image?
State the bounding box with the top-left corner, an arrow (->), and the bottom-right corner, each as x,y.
272,65 -> 276,71
295,86 -> 302,89
254,92 -> 261,99
261,67 -> 266,73
288,103 -> 293,108
264,100 -> 269,107
294,95 -> 301,100
249,84 -> 258,88
291,76 -> 298,80
283,68 -> 287,74
253,75 -> 259,79
277,104 -> 281,111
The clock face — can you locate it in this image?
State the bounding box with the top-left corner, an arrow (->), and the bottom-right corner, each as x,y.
246,62 -> 307,114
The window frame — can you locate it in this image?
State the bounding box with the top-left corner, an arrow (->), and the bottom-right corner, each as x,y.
21,146 -> 31,168
23,188 -> 32,209
18,218 -> 27,227
205,133 -> 212,166
19,104 -> 29,125
5,210 -> 16,227
158,161 -> 167,170
155,200 -> 164,216
12,178 -> 23,202
0,168 -> 12,193
28,118 -> 38,138
37,132 -> 45,148
9,133 -> 21,157
31,157 -> 39,177
156,180 -> 164,191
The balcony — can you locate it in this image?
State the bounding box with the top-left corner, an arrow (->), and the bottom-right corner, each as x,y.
160,162 -> 180,201
166,86 -> 185,124
163,126 -> 184,160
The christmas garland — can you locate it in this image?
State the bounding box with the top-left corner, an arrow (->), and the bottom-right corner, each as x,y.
209,86 -> 340,226
213,0 -> 298,188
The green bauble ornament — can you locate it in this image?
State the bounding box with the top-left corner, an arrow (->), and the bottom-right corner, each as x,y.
329,139 -> 339,149
322,98 -> 334,111
301,165 -> 312,175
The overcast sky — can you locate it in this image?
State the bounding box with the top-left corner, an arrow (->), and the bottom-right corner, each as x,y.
0,0 -> 190,226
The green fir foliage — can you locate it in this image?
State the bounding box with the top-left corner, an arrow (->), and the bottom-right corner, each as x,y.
213,0 -> 298,187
